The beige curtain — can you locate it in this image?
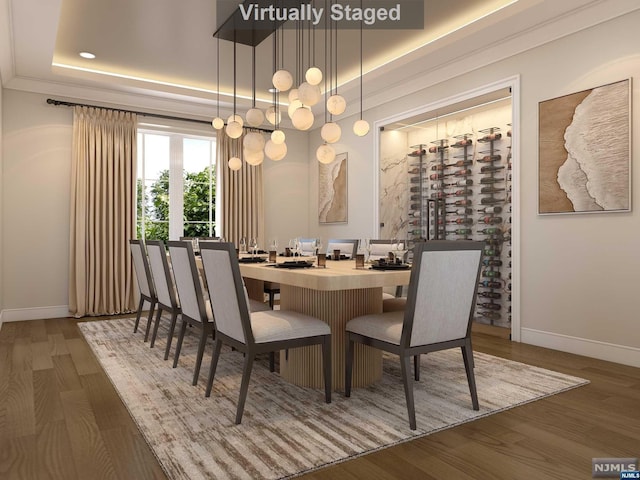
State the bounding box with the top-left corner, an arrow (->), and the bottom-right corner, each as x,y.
69,106 -> 137,317
219,129 -> 265,247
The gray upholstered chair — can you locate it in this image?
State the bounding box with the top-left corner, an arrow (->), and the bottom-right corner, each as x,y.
129,239 -> 157,341
369,239 -> 406,305
345,240 -> 483,430
326,239 -> 359,258
200,242 -> 332,424
297,238 -> 317,256
167,241 -> 216,385
145,240 -> 181,361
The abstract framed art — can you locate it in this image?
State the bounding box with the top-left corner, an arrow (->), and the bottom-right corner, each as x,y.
538,78 -> 631,214
318,152 -> 348,223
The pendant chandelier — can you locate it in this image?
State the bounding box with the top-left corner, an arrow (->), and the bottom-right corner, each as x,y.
213,0 -> 369,168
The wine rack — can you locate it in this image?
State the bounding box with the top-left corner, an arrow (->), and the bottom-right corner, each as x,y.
408,126 -> 512,327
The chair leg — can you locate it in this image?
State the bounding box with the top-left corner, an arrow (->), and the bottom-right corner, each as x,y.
173,319 -> 188,368
150,306 -> 163,348
235,352 -> 255,424
205,338 -> 223,397
400,354 -> 417,430
462,341 -> 479,411
192,325 -> 209,386
345,335 -> 354,397
268,292 -> 275,309
414,354 -> 420,381
269,352 -> 275,372
143,300 -> 156,342
322,335 -> 332,403
164,311 -> 178,361
133,297 -> 144,333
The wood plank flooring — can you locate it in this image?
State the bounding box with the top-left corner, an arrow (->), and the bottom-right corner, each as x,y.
1,317 -> 638,479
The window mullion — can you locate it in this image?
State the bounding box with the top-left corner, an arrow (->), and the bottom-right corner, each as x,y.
169,135 -> 184,241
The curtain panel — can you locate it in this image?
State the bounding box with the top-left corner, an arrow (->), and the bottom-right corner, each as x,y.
69,106 -> 137,317
219,129 -> 265,247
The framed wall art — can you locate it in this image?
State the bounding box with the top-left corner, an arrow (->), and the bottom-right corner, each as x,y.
318,152 -> 348,223
538,78 -> 631,214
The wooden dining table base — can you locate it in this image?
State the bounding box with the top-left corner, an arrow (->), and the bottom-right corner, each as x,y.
279,284 -> 383,390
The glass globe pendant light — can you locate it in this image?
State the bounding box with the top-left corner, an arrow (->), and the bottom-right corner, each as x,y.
211,37 -> 224,130
225,37 -> 243,139
353,9 -> 370,136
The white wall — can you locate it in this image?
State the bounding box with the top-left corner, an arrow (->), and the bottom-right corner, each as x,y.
2,89 -> 72,320
308,10 -> 640,366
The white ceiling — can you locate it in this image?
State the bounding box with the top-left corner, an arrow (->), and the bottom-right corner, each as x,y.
1,0 -> 638,124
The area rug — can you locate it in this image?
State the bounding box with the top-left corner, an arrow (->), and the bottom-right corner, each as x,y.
78,317 -> 588,480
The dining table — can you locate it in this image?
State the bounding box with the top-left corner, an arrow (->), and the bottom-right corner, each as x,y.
237,255 -> 411,391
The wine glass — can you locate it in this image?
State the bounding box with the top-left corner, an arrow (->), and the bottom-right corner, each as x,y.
239,237 -> 246,254
249,237 -> 258,257
269,238 -> 278,252
396,240 -> 408,265
315,238 -> 323,255
390,237 -> 398,263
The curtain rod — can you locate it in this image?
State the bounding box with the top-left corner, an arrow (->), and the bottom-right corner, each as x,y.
46,98 -> 273,133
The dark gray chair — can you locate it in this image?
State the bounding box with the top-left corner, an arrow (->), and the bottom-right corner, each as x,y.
326,239 -> 359,258
145,240 -> 181,361
200,242 -> 332,424
167,241 -> 215,385
345,240 -> 483,430
129,239 -> 157,341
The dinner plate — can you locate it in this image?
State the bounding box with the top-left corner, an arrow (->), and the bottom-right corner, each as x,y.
238,257 -> 267,263
370,263 -> 411,270
275,261 -> 314,269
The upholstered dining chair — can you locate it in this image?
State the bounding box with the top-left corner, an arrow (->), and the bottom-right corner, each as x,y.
167,241 -> 215,385
199,242 -> 332,424
145,240 -> 181,361
369,239 -> 406,304
129,239 -> 157,341
326,239 -> 359,258
345,240 -> 484,430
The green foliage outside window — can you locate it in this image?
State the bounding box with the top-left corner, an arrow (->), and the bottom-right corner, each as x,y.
137,166 -> 215,241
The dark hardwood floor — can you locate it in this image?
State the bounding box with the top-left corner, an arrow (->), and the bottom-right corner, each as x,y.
1,317 -> 638,479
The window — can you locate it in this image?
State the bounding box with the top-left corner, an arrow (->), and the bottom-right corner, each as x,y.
137,129 -> 217,241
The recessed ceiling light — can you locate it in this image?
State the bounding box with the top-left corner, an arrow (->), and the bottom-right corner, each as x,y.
79,52 -> 96,59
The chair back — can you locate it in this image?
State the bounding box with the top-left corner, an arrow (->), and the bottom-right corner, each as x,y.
199,242 -> 253,345
402,241 -> 483,348
129,240 -> 154,298
326,239 -> 358,258
298,238 -> 317,256
168,241 -> 208,323
146,240 -> 179,309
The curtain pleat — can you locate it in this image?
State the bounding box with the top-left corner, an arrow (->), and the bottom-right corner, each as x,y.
219,129 -> 265,247
69,106 -> 137,317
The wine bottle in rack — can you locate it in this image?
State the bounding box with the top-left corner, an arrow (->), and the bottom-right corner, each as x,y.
479,177 -> 504,184
408,210 -> 421,217
409,148 -> 426,155
431,164 -> 445,171
445,159 -> 473,168
478,206 -> 502,214
447,218 -> 473,225
482,270 -> 501,278
408,220 -> 422,226
481,197 -> 505,205
429,219 -> 444,225
483,248 -> 500,257
478,291 -> 502,299
444,179 -> 473,187
410,194 -> 422,201
410,203 -> 422,210
409,176 -> 423,183
446,207 -> 473,215
477,311 -> 502,320
483,238 -> 504,246
429,173 -> 444,180
448,189 -> 473,197
447,228 -> 472,235
448,169 -> 472,177
409,186 -> 424,193
409,229 -> 425,235
430,183 -> 445,190
482,258 -> 503,267
480,165 -> 505,173
477,227 -> 502,235
452,138 -> 473,147
430,192 -> 445,199
479,280 -> 501,289
477,302 -> 501,311
477,155 -> 502,163
480,186 -> 506,194
447,199 -> 473,207
478,216 -> 503,225
407,167 -> 426,174
479,132 -> 502,142
428,145 -> 447,153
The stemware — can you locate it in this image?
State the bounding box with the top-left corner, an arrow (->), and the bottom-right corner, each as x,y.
239,237 -> 247,254
315,238 -> 323,255
249,237 -> 258,257
396,240 -> 408,264
269,238 -> 278,252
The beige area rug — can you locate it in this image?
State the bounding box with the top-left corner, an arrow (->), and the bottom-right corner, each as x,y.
78,317 -> 588,480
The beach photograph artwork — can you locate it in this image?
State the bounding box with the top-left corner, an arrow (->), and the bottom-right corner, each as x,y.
319,152 -> 348,223
538,79 -> 630,214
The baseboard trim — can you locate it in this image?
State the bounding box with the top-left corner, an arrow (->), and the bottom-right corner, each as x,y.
521,327 -> 640,368
1,305 -> 71,322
